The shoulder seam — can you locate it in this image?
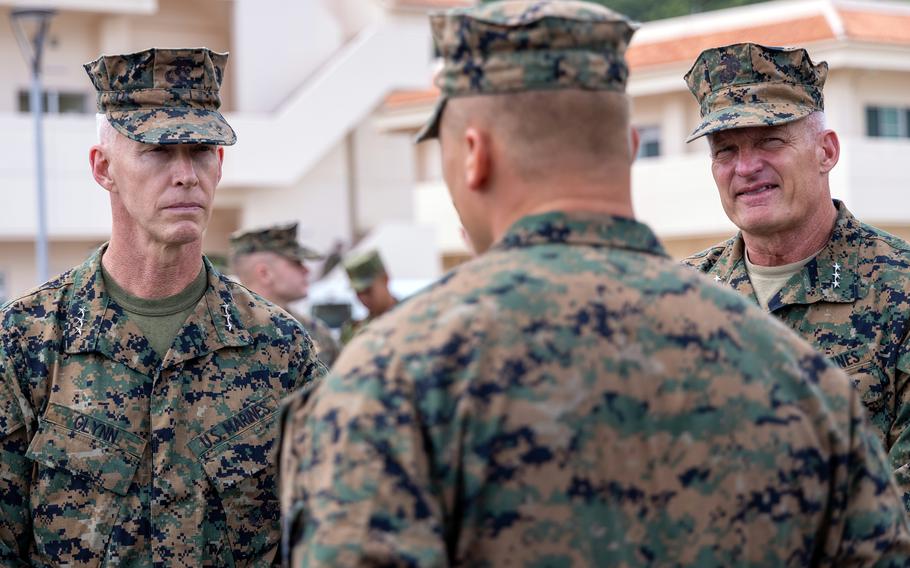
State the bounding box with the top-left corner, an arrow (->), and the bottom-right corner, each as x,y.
1,278 -> 72,313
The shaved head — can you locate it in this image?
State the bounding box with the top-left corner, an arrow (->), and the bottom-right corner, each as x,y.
441,89 -> 634,183
231,251 -> 275,283
436,88 -> 637,254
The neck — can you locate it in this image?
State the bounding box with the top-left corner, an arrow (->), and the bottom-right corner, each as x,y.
743,202 -> 838,266
370,292 -> 396,318
491,183 -> 634,246
103,237 -> 204,299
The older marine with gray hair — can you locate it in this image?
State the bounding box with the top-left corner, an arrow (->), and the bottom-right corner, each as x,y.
0,47 -> 324,565
279,2 -> 910,566
682,42 -> 910,510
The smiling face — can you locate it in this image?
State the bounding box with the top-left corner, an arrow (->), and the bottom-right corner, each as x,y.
707,116 -> 834,238
98,132 -> 224,247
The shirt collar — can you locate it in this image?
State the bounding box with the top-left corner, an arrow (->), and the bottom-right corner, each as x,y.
494,210 -> 669,258
706,200 -> 866,310
64,246 -> 251,373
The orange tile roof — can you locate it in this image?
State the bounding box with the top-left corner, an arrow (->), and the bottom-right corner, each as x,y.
393,0 -> 474,7
838,8 -> 910,45
383,5 -> 910,111
385,87 -> 440,108
627,15 -> 835,69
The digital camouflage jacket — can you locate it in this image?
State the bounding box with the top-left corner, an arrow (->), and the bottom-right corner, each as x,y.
280,210 -> 910,567
291,311 -> 339,369
0,247 -> 325,566
684,200 -> 910,509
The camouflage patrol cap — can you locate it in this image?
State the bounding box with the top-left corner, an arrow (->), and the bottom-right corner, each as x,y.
416,0 -> 637,142
229,222 -> 322,264
84,47 -> 237,145
344,250 -> 387,293
684,42 -> 827,142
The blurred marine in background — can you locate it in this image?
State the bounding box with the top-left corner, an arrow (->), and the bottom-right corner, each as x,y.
340,249 -> 397,344
682,42 -> 910,509
279,1 -> 910,565
230,222 -> 341,367
0,47 -> 324,564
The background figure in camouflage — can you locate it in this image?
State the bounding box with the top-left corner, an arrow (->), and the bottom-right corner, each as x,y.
0,48 -> 324,565
230,222 -> 341,367
681,43 -> 910,509
339,249 -> 397,344
279,2 -> 910,565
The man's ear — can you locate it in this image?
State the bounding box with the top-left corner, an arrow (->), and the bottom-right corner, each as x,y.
629,126 -> 641,164
254,260 -> 273,285
216,146 -> 225,183
818,129 -> 840,174
464,126 -> 491,192
90,145 -> 115,192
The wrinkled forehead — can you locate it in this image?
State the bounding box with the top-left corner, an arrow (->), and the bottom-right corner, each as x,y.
706,122 -> 793,146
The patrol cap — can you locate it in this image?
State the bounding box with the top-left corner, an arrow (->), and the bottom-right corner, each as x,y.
344,250 -> 386,293
229,222 -> 322,264
84,47 -> 237,145
684,42 -> 827,142
416,0 -> 637,142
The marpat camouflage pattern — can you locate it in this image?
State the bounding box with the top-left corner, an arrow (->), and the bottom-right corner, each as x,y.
685,200 -> 910,511
0,247 -> 325,565
684,42 -> 827,142
291,311 -> 340,369
229,223 -> 322,263
417,0 -> 636,141
84,47 -> 237,146
282,211 -> 910,566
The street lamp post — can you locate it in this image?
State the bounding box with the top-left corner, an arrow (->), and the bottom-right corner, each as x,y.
11,8 -> 55,284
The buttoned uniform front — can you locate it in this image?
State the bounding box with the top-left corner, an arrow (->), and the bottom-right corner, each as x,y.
684,199 -> 910,506
0,247 -> 325,566
281,211 -> 910,566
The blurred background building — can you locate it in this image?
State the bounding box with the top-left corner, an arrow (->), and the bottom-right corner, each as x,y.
1,0 -> 908,311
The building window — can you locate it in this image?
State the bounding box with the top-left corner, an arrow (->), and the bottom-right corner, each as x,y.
18,89 -> 89,114
637,125 -> 661,158
866,106 -> 910,138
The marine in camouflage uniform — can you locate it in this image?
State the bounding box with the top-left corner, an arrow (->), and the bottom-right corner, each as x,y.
230,223 -> 341,368
339,249 -> 397,345
681,43 -> 910,508
279,2 -> 910,565
0,48 -> 324,566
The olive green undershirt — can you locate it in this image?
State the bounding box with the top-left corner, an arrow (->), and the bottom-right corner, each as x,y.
744,250 -> 816,311
102,265 -> 208,358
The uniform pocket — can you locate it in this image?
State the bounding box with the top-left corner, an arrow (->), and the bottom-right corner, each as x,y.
25,403 -> 145,567
190,397 -> 281,565
846,361 -> 889,415
832,347 -> 889,418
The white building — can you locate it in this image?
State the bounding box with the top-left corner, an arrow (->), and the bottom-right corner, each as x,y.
383,0 -> 910,259
1,0 -> 909,305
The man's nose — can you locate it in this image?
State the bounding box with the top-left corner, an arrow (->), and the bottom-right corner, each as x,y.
734,146 -> 763,178
172,149 -> 200,186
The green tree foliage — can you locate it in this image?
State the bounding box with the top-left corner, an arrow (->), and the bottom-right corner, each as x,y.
480,0 -> 769,21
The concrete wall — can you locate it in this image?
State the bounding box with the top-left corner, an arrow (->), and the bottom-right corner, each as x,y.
352,123 -> 416,234
220,143 -> 352,254
232,0 -> 343,113
2,9 -> 102,113
1,2 -> 232,113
